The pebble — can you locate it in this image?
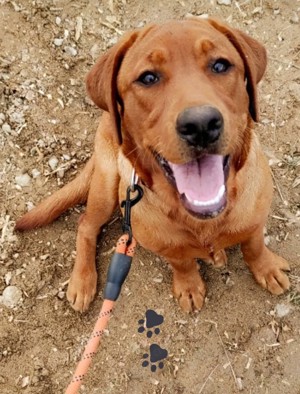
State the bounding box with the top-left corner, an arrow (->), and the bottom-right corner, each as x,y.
2,123 -> 12,134
252,6 -> 263,15
57,169 -> 65,178
21,376 -> 30,388
57,291 -> 65,300
10,111 -> 24,124
54,38 -> 64,47
0,286 -> 22,308
0,113 -> 5,124
64,46 -> 77,57
56,16 -> 61,25
275,303 -> 291,318
25,90 -> 35,101
31,168 -> 41,178
236,377 -> 243,391
48,156 -> 58,170
15,173 -> 31,187
217,0 -> 231,5
4,272 -> 12,285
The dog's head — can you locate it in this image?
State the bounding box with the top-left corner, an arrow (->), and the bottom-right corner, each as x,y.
87,19 -> 267,219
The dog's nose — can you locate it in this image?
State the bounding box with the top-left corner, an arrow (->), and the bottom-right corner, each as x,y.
176,106 -> 224,148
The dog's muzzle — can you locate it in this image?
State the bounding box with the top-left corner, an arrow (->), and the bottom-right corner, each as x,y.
157,153 -> 230,219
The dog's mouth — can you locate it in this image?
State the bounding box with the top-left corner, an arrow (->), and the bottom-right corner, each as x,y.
156,153 -> 230,218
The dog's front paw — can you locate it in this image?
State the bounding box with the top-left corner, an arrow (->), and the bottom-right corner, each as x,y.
248,251 -> 290,295
172,271 -> 206,313
67,268 -> 97,312
204,249 -> 227,268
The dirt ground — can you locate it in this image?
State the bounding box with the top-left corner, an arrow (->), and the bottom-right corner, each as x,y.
0,0 -> 300,393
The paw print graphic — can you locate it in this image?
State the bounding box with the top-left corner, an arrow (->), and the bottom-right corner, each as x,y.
142,344 -> 168,372
138,309 -> 164,338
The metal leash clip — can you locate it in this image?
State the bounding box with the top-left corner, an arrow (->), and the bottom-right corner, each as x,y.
121,169 -> 143,244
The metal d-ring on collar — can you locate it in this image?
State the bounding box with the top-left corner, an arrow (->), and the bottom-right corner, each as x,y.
121,169 -> 144,244
130,169 -> 139,192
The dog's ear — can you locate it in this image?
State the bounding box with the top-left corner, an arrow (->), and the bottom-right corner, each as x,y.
208,19 -> 267,122
86,31 -> 140,144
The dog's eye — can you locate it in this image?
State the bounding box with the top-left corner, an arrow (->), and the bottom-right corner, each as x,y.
211,59 -> 232,74
137,71 -> 160,86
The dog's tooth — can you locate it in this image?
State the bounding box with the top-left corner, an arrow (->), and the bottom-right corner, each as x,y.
186,184 -> 225,207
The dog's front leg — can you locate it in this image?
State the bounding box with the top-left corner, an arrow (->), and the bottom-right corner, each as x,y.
169,258 -> 206,313
241,226 -> 290,295
67,161 -> 119,312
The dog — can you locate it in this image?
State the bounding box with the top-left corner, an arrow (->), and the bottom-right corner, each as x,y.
16,18 -> 290,313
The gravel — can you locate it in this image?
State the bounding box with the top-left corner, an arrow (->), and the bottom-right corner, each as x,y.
0,286 -> 22,308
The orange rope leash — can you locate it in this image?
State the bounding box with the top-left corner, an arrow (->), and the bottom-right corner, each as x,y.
65,234 -> 136,394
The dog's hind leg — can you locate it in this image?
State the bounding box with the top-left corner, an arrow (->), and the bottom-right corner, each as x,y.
15,156 -> 95,230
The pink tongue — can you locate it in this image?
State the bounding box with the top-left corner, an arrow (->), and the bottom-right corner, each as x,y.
169,155 -> 224,201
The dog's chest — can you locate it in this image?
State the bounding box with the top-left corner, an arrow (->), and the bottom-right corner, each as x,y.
128,196 -> 228,260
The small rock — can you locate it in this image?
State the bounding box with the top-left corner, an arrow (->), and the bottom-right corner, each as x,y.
252,6 -> 263,15
57,291 -> 65,300
64,46 -> 77,56
31,168 -> 41,178
25,90 -> 35,101
236,377 -> 243,391
275,303 -> 291,318
290,11 -> 299,24
0,113 -> 5,123
15,173 -> 31,187
21,376 -> 30,388
2,123 -> 12,134
56,16 -> 61,25
10,111 -> 25,124
37,139 -> 45,148
57,169 -> 65,178
4,272 -> 12,285
217,0 -> 231,5
48,156 -> 59,170
153,274 -> 163,283
54,38 -> 64,47
0,286 -> 22,308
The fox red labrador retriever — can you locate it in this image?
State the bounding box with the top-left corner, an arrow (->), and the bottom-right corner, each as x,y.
16,18 -> 290,312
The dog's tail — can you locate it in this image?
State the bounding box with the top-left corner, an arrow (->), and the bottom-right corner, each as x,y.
15,156 -> 95,231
